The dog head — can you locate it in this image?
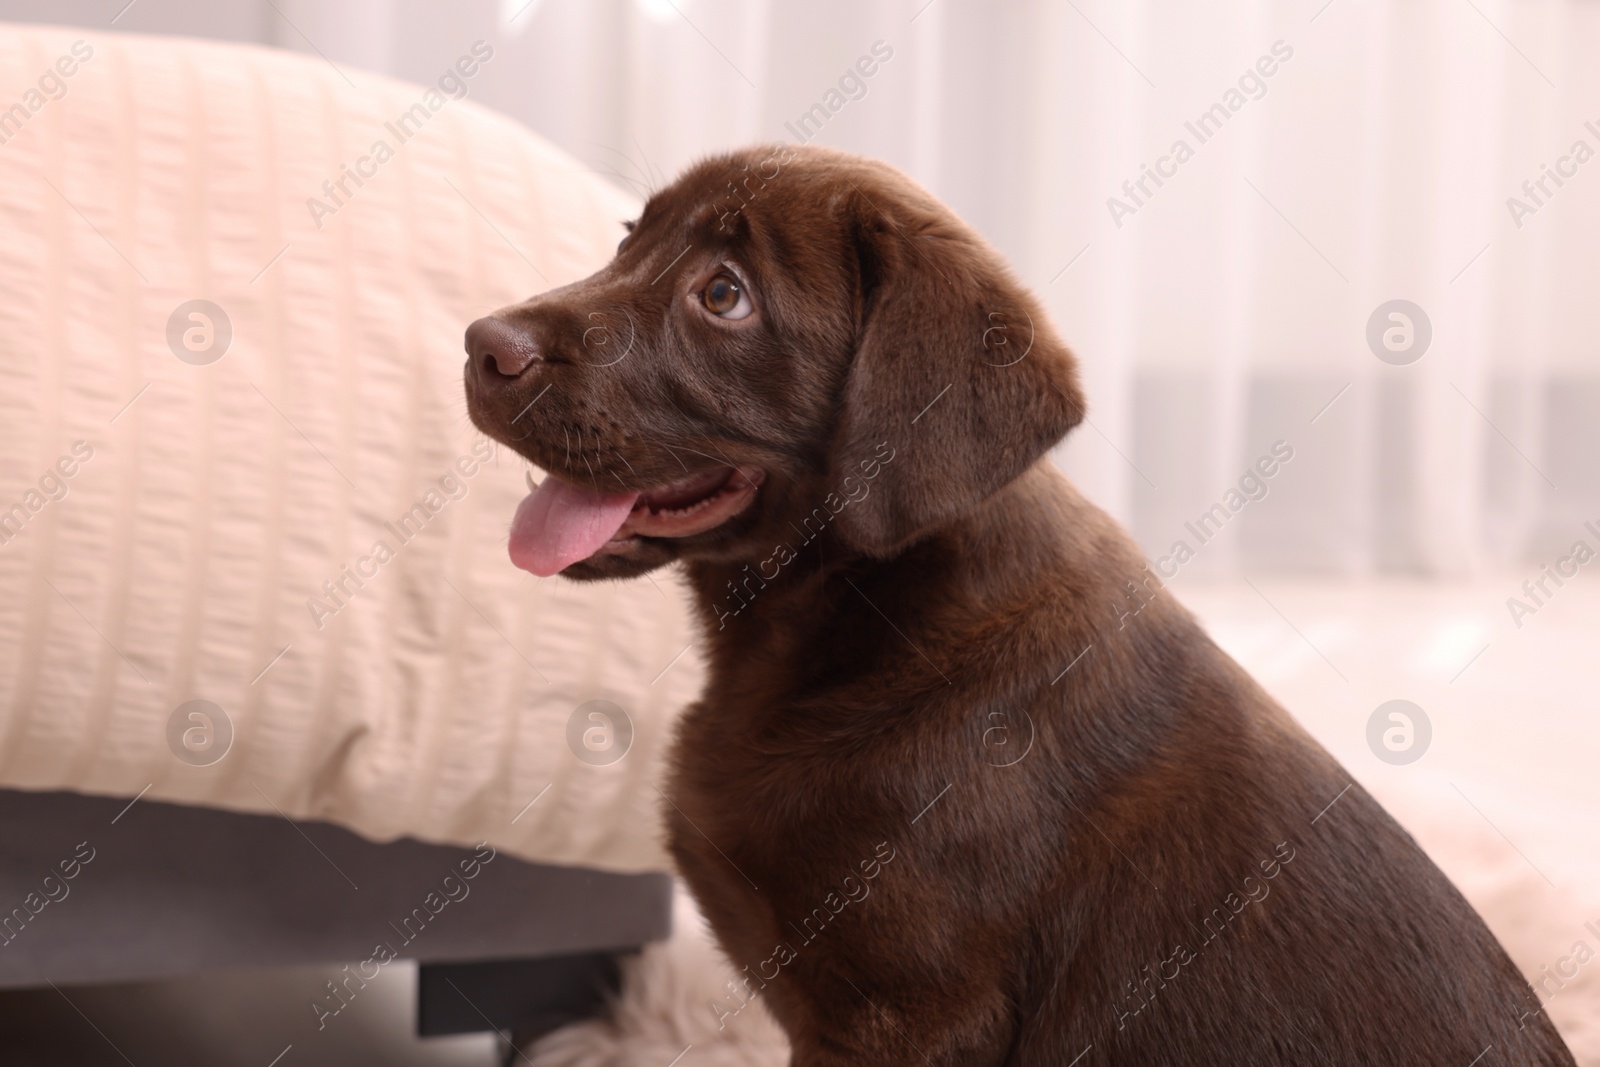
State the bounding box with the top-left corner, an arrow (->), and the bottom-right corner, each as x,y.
463,145 -> 1085,581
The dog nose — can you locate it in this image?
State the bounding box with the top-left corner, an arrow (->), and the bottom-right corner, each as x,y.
466,316 -> 540,379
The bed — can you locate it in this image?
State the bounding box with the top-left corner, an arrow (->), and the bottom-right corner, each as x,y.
0,19 -> 692,1045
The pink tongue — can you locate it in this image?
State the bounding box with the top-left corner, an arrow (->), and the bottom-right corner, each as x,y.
508,475 -> 640,576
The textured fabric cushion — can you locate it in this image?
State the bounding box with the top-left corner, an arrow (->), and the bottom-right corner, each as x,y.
0,23 -> 700,873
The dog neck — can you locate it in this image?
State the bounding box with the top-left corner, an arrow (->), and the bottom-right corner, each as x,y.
680,461 -> 1140,695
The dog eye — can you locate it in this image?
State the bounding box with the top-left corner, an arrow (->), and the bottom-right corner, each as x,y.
701,273 -> 752,319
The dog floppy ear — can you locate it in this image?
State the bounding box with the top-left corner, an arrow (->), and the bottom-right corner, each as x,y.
827,186 -> 1086,557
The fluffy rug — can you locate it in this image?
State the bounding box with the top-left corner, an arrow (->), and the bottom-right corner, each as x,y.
530,890 -> 789,1066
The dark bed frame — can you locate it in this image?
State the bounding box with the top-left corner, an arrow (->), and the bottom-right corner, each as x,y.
0,787 -> 672,1058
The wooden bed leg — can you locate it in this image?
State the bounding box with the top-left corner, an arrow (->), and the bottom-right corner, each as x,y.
416,952 -> 630,1044
498,1028 -> 540,1067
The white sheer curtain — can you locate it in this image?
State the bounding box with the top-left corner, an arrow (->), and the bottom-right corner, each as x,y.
31,0 -> 1596,575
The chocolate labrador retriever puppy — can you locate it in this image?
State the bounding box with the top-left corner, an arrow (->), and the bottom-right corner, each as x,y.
463,146 -> 1573,1065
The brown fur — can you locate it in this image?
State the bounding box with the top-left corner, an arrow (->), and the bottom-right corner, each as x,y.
464,145 -> 1575,1065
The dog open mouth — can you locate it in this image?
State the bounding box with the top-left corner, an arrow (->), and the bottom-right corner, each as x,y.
508,465 -> 765,576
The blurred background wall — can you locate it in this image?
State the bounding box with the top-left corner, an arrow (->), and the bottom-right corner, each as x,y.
7,0 -> 1598,577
